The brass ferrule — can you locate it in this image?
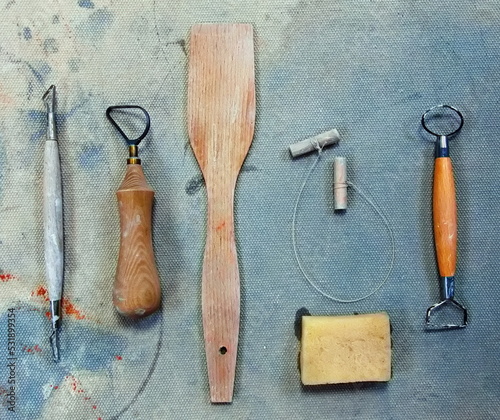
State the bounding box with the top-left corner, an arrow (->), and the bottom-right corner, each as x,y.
127,145 -> 141,164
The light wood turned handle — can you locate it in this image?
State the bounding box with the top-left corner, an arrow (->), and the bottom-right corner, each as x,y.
114,164 -> 161,318
202,190 -> 240,403
433,157 -> 457,277
43,140 -> 64,301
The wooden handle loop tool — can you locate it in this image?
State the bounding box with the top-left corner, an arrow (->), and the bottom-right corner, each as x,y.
106,105 -> 161,318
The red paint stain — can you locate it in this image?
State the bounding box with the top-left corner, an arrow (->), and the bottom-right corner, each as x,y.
65,375 -> 82,392
115,355 -> 122,361
53,386 -> 58,389
31,286 -> 87,320
32,285 -> 49,301
23,345 -> 42,354
0,273 -> 16,282
63,299 -> 86,320
63,375 -> 100,416
216,221 -> 226,231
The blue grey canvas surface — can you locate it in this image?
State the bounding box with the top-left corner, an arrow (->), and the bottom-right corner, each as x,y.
0,0 -> 499,418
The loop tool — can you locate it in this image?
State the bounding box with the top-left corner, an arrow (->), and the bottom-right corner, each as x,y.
422,105 -> 467,330
106,105 -> 161,318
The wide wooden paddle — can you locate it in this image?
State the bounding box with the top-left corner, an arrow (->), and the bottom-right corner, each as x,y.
188,23 -> 255,403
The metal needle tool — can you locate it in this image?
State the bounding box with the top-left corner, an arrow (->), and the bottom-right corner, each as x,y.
42,85 -> 64,361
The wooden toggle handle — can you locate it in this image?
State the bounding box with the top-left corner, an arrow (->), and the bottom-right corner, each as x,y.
433,157 -> 457,277
114,164 -> 161,318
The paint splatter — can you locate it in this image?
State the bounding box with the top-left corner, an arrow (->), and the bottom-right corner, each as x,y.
31,286 -> 86,319
26,102 -> 84,147
29,129 -> 45,144
63,300 -> 86,320
31,285 -> 49,301
22,344 -> 42,353
23,27 -> 32,40
0,134 -> 4,200
79,145 -> 103,170
26,62 -> 52,84
0,273 -> 16,282
77,9 -> 114,40
115,355 -> 122,361
185,174 -> 204,195
68,58 -> 81,72
63,375 -> 102,415
65,375 -> 85,393
78,0 -> 95,8
43,38 -> 59,53
0,309 -> 127,417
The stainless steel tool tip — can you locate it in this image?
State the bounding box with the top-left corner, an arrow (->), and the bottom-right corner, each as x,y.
42,85 -> 56,104
42,85 -> 57,140
425,299 -> 468,330
49,328 -> 60,363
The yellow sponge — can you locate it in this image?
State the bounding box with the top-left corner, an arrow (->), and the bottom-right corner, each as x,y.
300,312 -> 391,385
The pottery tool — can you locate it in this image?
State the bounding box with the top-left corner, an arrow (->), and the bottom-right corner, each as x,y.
300,312 -> 391,385
290,141 -> 395,303
106,105 -> 161,318
333,156 -> 347,211
188,23 -> 255,403
289,129 -> 340,158
42,85 -> 64,362
422,105 -> 467,329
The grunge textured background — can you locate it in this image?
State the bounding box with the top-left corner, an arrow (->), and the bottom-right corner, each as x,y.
0,0 -> 499,418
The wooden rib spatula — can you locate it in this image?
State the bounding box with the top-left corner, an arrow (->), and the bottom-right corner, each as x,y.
188,23 -> 255,403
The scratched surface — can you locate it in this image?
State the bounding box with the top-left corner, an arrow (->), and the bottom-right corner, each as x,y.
0,0 -> 499,419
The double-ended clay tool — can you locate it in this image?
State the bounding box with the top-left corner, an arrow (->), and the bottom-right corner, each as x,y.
188,24 -> 256,403
422,104 -> 467,329
106,106 -> 161,318
43,85 -> 64,362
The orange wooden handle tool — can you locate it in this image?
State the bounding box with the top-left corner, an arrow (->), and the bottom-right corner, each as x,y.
423,105 -> 467,329
113,164 -> 161,318
433,157 -> 457,277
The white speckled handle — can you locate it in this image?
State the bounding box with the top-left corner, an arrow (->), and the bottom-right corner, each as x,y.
44,140 -> 64,301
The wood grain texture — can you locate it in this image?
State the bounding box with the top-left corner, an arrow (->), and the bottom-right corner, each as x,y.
43,140 -> 64,301
188,23 -> 255,403
114,164 -> 161,318
433,157 -> 457,277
